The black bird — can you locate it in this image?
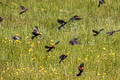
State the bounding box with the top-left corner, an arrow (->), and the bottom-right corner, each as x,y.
13,35 -> 21,40
45,41 -> 60,52
69,15 -> 82,22
20,6 -> 28,14
57,19 -> 67,30
69,38 -> 81,45
92,28 -> 104,36
0,17 -> 4,23
98,0 -> 105,7
31,26 -> 41,39
77,63 -> 84,76
59,54 -> 67,63
107,30 -> 120,36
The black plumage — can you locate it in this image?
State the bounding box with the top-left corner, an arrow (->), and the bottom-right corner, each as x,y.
0,17 -> 4,23
92,28 -> 104,36
57,19 -> 67,30
20,6 -> 28,14
77,63 -> 84,76
59,54 -> 67,63
107,30 -> 120,36
31,26 -> 41,39
98,0 -> 105,7
45,41 -> 60,52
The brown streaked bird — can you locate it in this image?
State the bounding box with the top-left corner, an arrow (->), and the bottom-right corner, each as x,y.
59,54 -> 67,63
107,30 -> 120,36
20,6 -> 28,14
69,38 -> 81,45
57,19 -> 67,30
0,17 -> 4,23
31,26 -> 41,39
45,41 -> 60,52
98,0 -> 105,7
77,63 -> 84,76
92,28 -> 104,36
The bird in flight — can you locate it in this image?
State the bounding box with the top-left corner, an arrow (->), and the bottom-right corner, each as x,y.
57,15 -> 82,30
69,38 -> 81,45
20,6 -> 28,14
92,28 -> 104,36
57,19 -> 67,30
107,30 -> 120,36
45,41 -> 60,52
77,63 -> 84,76
31,26 -> 41,39
59,54 -> 67,63
98,0 -> 105,7
68,15 -> 82,22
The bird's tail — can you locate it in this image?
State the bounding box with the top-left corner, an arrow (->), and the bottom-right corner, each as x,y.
59,60 -> 62,63
31,36 -> 36,39
76,72 -> 81,76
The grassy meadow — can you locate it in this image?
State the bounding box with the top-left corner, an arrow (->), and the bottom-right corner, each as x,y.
0,0 -> 120,80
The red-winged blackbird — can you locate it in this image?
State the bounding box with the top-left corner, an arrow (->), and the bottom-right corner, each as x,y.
92,28 -> 104,36
59,54 -> 67,63
20,6 -> 28,14
77,63 -> 84,76
0,17 -> 4,23
98,0 -> 105,7
31,26 -> 41,39
107,30 -> 120,36
13,35 -> 21,40
68,15 -> 82,22
45,41 -> 60,52
69,38 -> 81,45
57,19 -> 67,30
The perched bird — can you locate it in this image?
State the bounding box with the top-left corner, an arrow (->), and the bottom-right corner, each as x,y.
13,34 -> 21,40
68,15 -> 82,22
77,63 -> 84,76
92,28 -> 104,36
31,26 -> 41,39
107,30 -> 120,36
57,19 -> 67,30
45,41 -> 60,52
59,54 -> 67,63
0,17 -> 4,23
20,6 -> 28,14
69,38 -> 81,45
98,0 -> 105,7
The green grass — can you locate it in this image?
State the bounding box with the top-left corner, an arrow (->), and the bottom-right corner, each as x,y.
0,0 -> 120,80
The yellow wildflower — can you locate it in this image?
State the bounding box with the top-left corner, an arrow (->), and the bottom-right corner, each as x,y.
59,9 -> 62,12
41,8 -> 44,12
29,48 -> 33,52
112,53 -> 115,56
103,48 -> 106,50
85,57 -> 88,61
44,70 -> 48,73
16,72 -> 19,76
97,73 -> 101,76
15,33 -> 19,36
5,37 -> 8,40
